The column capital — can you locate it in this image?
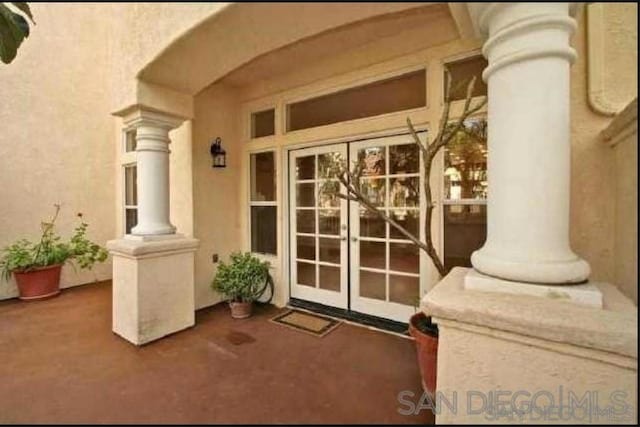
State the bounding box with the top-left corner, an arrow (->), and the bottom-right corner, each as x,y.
467,3 -> 582,39
122,107 -> 184,131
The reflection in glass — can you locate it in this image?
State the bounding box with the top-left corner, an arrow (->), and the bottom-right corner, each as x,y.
297,262 -> 316,287
296,155 -> 315,180
318,210 -> 340,235
360,241 -> 386,270
389,210 -> 419,239
296,210 -> 315,234
358,147 -> 385,176
319,265 -> 340,292
318,152 -> 343,178
389,177 -> 419,208
444,119 -> 487,200
360,179 -> 385,207
296,236 -> 315,260
360,270 -> 386,301
389,275 -> 419,305
250,152 -> 275,201
359,210 -> 386,238
444,204 -> 487,272
296,183 -> 315,207
389,242 -> 419,273
390,144 -> 419,174
125,208 -> 137,234
319,237 -> 340,264
124,165 -> 137,206
251,206 -> 277,255
318,180 -> 340,208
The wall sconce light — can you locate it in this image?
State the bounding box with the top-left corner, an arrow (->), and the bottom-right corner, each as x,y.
210,137 -> 226,168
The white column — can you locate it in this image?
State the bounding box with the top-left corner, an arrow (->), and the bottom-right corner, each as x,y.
125,109 -> 182,236
467,3 -> 590,284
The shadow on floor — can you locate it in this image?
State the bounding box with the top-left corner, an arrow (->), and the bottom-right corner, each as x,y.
0,281 -> 434,424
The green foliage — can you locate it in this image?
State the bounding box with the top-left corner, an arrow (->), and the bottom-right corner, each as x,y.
0,205 -> 108,281
212,252 -> 271,303
0,2 -> 35,64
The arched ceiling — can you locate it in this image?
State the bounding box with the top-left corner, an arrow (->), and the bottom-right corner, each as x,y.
138,3 -> 443,96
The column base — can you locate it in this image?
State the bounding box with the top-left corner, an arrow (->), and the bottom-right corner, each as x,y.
423,268 -> 637,424
107,235 -> 199,345
464,269 -> 603,308
471,249 -> 591,284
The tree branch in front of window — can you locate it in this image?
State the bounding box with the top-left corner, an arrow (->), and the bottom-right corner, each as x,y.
330,71 -> 487,278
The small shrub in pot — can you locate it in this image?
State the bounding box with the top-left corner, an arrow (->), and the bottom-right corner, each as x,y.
211,252 -> 271,319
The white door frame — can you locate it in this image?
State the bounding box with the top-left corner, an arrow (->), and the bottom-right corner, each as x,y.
288,143 -> 349,309
286,132 -> 428,323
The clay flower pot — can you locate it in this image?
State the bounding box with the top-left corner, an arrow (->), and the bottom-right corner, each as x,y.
229,301 -> 253,319
409,312 -> 438,397
13,264 -> 63,301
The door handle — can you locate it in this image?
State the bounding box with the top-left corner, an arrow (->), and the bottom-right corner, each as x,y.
340,236 -> 347,241
351,236 -> 358,242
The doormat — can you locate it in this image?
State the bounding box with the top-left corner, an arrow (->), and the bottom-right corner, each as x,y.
270,309 -> 341,337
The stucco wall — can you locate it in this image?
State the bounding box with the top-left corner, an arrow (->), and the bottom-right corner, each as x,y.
602,100 -> 638,304
191,83 -> 242,309
0,4 -> 115,298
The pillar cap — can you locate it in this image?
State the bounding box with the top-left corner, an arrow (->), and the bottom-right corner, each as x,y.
423,268 -> 638,361
117,105 -> 185,130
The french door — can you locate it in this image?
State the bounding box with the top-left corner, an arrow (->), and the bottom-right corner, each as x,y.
289,144 -> 349,309
289,134 -> 426,323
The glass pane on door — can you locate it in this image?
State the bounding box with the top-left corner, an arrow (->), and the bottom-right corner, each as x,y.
290,146 -> 347,309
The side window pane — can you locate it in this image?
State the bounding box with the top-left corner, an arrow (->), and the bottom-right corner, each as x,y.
250,152 -> 276,201
445,56 -> 488,101
125,129 -> 137,152
251,206 -> 277,255
444,119 -> 487,200
251,109 -> 275,138
443,204 -> 487,272
125,209 -> 138,235
125,165 -> 137,206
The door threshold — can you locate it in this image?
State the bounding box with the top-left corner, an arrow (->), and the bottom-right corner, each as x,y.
288,298 -> 410,337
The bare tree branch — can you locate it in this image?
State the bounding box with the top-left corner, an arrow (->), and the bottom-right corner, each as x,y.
329,74 -> 486,278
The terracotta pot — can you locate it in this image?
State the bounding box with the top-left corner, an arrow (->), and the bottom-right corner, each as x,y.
409,312 -> 438,397
13,264 -> 63,301
229,301 -> 252,319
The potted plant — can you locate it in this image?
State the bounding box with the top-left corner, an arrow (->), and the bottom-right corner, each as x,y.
409,310 -> 439,398
0,204 -> 108,300
211,251 -> 271,319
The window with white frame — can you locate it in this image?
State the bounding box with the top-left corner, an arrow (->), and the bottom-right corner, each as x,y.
250,151 -> 277,255
122,129 -> 138,235
442,118 -> 487,272
123,164 -> 138,234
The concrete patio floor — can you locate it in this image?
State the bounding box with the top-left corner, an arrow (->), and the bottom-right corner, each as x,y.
0,281 -> 433,424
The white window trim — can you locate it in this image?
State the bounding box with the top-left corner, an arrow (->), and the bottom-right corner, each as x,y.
121,128 -> 138,236
248,149 -> 278,256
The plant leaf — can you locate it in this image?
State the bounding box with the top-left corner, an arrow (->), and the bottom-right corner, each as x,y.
0,3 -> 29,64
11,2 -> 34,23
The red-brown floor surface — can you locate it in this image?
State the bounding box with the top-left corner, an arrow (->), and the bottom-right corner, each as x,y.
0,281 -> 434,424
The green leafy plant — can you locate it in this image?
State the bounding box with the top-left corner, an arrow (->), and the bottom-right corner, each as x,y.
0,204 -> 108,281
212,252 -> 271,303
0,2 -> 34,64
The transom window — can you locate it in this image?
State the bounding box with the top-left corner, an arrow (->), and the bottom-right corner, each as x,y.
444,55 -> 488,101
286,69 -> 426,132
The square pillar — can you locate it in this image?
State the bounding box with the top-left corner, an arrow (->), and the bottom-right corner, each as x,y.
108,236 -> 199,345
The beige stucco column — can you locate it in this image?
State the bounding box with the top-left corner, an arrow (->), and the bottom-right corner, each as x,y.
125,109 -> 180,236
108,107 -> 198,346
467,2 -> 590,285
